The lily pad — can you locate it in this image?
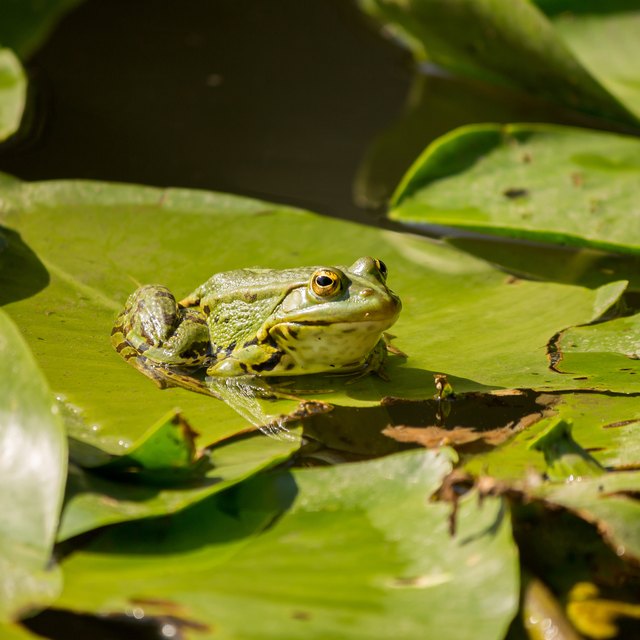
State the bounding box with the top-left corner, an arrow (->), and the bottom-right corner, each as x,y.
536,0 -> 640,122
58,428 -> 302,541
0,623 -> 43,640
559,311 -> 640,359
462,392 -> 640,480
0,48 -> 26,142
534,470 -> 640,563
0,175 -> 636,459
391,124 -> 640,255
528,416 -> 605,482
448,235 -> 640,292
55,449 -> 520,640
0,311 -> 65,620
551,311 -> 640,390
359,0 -> 640,123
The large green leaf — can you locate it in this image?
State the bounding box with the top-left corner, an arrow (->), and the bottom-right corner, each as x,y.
552,311 -> 640,389
0,47 -> 25,142
559,311 -> 640,359
0,311 -> 66,620
58,428 -> 302,541
0,623 -> 43,640
534,471 -> 640,563
391,124 -> 640,255
535,0 -> 640,121
463,393 -> 640,480
359,0 -> 640,123
448,235 -> 640,292
56,449 -> 520,640
0,175 -> 636,462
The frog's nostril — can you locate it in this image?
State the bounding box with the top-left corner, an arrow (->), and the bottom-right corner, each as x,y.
361,288 -> 374,297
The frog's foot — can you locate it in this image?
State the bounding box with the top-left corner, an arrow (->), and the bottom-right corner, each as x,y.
205,374 -> 307,402
383,332 -> 407,358
112,285 -> 211,368
343,339 -> 390,383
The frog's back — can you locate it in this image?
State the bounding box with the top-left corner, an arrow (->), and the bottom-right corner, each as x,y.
194,266 -> 316,301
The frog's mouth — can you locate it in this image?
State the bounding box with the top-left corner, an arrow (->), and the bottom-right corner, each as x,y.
273,316 -> 398,340
282,295 -> 401,328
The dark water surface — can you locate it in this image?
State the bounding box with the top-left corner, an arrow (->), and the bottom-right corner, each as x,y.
2,0 -> 412,220
1,0 -> 594,222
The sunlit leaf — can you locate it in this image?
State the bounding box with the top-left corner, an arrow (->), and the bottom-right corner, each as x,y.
535,0 -> 640,122
56,449 -> 520,640
0,311 -> 65,620
528,416 -> 605,482
521,575 -> 582,640
95,410 -> 205,476
391,124 -> 640,255
0,622 -> 44,640
559,311 -> 640,359
463,392 -> 640,480
0,175 -> 635,464
0,48 -> 25,142
360,0 -> 640,123
448,235 -> 640,292
58,429 -> 301,541
534,470 -> 640,563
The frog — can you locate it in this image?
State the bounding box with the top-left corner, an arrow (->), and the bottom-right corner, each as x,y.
111,256 -> 401,380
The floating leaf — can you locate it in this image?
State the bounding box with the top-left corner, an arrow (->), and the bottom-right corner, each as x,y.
448,235 -> 640,292
521,574 -> 582,640
536,0 -> 640,122
0,48 -> 26,142
96,410 -> 204,477
0,311 -> 66,620
559,311 -> 640,359
0,623 -> 44,640
56,450 -> 520,640
391,124 -> 640,255
359,0 -> 640,123
528,416 -> 605,482
0,175 -> 636,464
534,470 -> 640,563
58,428 -> 301,541
463,392 -> 640,480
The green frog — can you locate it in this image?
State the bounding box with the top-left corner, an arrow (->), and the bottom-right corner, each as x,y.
112,257 -> 401,379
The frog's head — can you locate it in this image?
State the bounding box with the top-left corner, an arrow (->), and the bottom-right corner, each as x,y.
263,257 -> 402,374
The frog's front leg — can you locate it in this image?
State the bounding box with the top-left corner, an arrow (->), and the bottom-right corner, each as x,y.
112,284 -> 211,367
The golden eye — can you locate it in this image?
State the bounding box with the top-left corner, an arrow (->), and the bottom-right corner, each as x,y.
374,259 -> 388,280
311,270 -> 341,297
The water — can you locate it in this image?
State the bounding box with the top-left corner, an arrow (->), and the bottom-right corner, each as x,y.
1,0 -> 597,224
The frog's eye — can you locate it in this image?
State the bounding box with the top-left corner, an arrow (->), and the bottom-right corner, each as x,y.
374,259 -> 388,280
311,269 -> 341,297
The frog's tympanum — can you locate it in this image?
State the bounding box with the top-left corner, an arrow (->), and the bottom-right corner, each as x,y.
112,257 -> 401,380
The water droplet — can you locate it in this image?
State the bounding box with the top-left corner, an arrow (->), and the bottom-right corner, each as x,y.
161,623 -> 177,638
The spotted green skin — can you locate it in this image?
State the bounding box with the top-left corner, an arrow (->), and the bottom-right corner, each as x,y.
112,257 -> 401,378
